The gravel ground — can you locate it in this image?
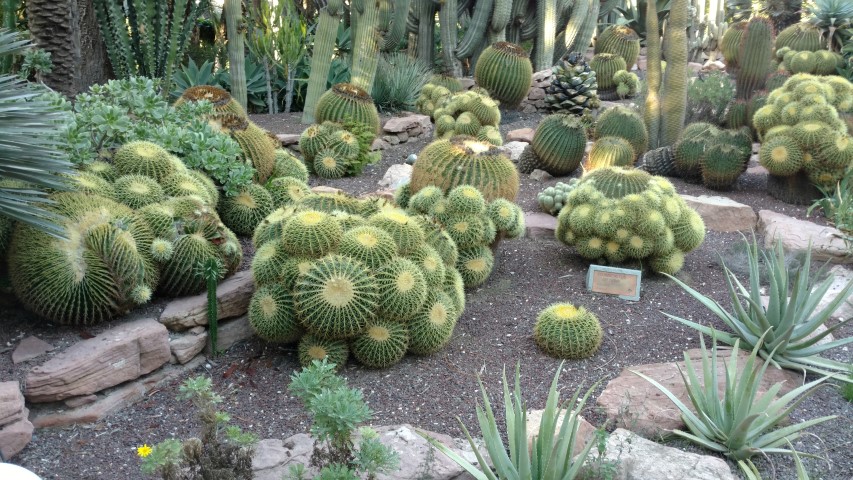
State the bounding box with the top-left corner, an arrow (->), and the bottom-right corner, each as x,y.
2,107 -> 852,479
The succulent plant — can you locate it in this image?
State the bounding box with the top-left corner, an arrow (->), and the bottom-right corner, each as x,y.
701,143 -> 748,190
736,17 -> 774,100
266,176 -> 310,208
789,51 -> 817,74
315,83 -> 381,134
474,42 -> 533,107
533,303 -> 603,359
589,53 -> 627,92
114,140 -> 180,182
339,225 -> 399,271
431,90 -> 503,143
84,160 -> 118,182
271,149 -> 309,183
351,318 -> 410,369
613,70 -> 640,99
113,175 -> 166,209
637,146 -> 677,177
280,209 -> 343,257
456,245 -> 495,287
545,51 -> 601,116
525,114 -> 587,176
595,106 -> 650,158
297,334 -> 349,369
595,25 -> 641,70
537,180 -> 577,215
248,283 -> 301,343
218,183 -> 274,236
407,290 -> 459,355
720,21 -> 747,68
775,22 -> 823,53
585,136 -> 636,171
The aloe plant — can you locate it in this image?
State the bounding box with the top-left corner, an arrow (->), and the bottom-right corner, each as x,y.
663,235 -> 853,381
419,363 -> 598,480
633,332 -> 835,477
807,0 -> 853,51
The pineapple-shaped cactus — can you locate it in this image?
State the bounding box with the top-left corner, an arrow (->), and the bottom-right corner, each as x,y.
545,52 -> 601,116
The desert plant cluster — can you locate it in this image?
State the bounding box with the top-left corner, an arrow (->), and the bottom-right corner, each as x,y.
1,0 -> 853,479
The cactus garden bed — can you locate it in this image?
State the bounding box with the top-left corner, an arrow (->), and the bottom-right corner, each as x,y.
1,108 -> 852,479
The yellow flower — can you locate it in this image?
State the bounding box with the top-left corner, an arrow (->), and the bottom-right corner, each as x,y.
137,444 -> 153,458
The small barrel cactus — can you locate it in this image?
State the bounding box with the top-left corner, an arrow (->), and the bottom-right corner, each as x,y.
315,82 -> 381,133
474,42 -> 533,106
533,303 -> 603,359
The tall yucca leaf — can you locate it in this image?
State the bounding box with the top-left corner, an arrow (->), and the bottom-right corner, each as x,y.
0,30 -> 73,238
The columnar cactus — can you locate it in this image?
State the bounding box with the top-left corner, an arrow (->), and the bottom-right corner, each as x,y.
224,0 -> 247,110
736,17 -> 774,100
350,0 -> 383,93
661,0 -> 689,146
301,0 -> 344,124
533,0 -> 556,71
720,21 -> 747,68
644,0 -> 662,149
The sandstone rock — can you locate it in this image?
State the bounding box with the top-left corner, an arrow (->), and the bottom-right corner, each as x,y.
253,425 -> 481,480
596,347 -> 802,437
530,169 -> 553,182
816,265 -> 853,319
372,138 -> 391,151
0,412 -> 33,460
758,210 -> 852,264
383,114 -> 431,133
25,319 -> 170,403
527,87 -> 546,101
311,186 -> 343,195
525,212 -> 558,239
274,133 -> 300,146
31,357 -> 204,428
532,69 -> 553,82
397,132 -> 409,143
170,330 -> 208,365
507,128 -> 535,143
12,336 -> 54,364
408,125 -> 424,138
206,315 -> 253,354
688,62 -> 703,73
0,382 -> 25,427
680,194 -> 757,232
159,271 -> 255,331
64,395 -> 98,409
498,141 -> 528,162
378,164 -> 413,189
600,428 -> 735,480
526,410 -> 595,457
459,78 -> 476,90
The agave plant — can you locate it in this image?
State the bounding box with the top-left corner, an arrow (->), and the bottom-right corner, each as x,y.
663,236 -> 853,381
0,29 -> 74,237
419,364 -> 598,480
632,332 -> 835,477
807,0 -> 853,51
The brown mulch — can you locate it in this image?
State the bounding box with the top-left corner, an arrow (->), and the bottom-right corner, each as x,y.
1,107 -> 851,480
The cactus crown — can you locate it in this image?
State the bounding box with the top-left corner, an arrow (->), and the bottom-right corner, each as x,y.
493,41 -> 528,58
331,82 -> 373,102
180,85 -> 233,106
218,114 -> 250,131
584,167 -> 653,199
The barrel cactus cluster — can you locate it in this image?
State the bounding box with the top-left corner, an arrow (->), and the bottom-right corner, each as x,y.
613,70 -> 640,99
555,167 -> 706,274
248,194 -> 467,369
775,47 -> 843,76
299,121 -> 376,179
518,114 -> 587,175
592,106 -> 649,160
672,123 -> 753,189
398,184 -> 525,288
431,90 -> 503,146
594,25 -> 641,70
752,74 -> 853,196
533,303 -> 603,360
545,51 -> 601,116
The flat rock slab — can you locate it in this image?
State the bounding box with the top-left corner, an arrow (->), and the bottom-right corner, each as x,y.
159,271 -> 254,331
507,128 -> 535,143
378,164 -> 413,189
601,428 -> 735,480
680,194 -> 757,232
12,336 -> 54,364
596,347 -> 801,437
253,424 -> 481,480
205,315 -> 253,354
530,169 -> 553,181
0,410 -> 33,460
31,356 -> 204,428
383,114 -> 431,133
758,210 -> 852,264
818,265 -> 853,320
169,330 -> 208,365
25,318 -> 170,403
274,133 -> 300,146
525,212 -> 557,240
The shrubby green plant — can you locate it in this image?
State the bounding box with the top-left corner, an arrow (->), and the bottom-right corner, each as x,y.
18,46 -> 51,82
140,376 -> 257,480
421,363 -> 599,480
633,332 -> 834,477
808,167 -> 853,238
687,71 -> 736,125
663,235 -> 853,380
286,359 -> 399,479
49,76 -> 253,196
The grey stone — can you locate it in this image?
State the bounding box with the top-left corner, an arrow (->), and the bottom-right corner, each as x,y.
600,428 -> 735,480
680,194 -> 757,232
383,114 -> 431,133
530,169 -> 553,182
25,319 -> 170,403
159,271 -> 255,331
527,87 -> 546,101
458,78 -> 476,90
170,330 -> 208,364
397,131 -> 409,143
816,265 -> 853,320
532,69 -> 554,82
372,138 -> 391,151
12,336 -> 54,364
275,133 -> 300,146
378,164 -> 413,189
521,104 -> 538,114
688,62 -> 704,74
758,210 -> 853,264
408,125 -> 424,138
524,212 -> 558,239
206,315 -> 253,354
498,141 -> 528,162
383,135 -> 401,145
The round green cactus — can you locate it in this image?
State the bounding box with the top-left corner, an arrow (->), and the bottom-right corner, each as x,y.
374,257 -> 428,321
407,244 -> 446,287
294,254 -> 378,339
409,185 -> 445,214
445,185 -> 487,215
339,225 -> 399,270
595,25 -> 641,70
217,115 -> 277,184
296,192 -> 362,215
444,214 -> 490,250
368,209 -> 426,254
456,245 -> 494,287
429,74 -> 463,93
158,232 -> 222,297
114,175 -> 165,209
219,183 -> 275,236
251,241 -> 291,286
674,123 -> 720,181
298,334 -> 349,369
759,135 -> 804,176
814,51 -> 842,76
788,51 -> 817,74
84,160 -> 117,182
416,216 -> 460,268
533,303 -> 603,359
474,42 -> 533,106
792,121 -> 834,149
721,21 -> 747,67
477,125 -> 504,146
584,136 -> 636,171
407,290 -> 458,355
816,133 -> 853,169
69,171 -> 116,199
248,283 -> 301,343
452,112 -> 482,137
174,85 -> 247,118
701,144 -> 747,190
314,83 -> 381,134
114,140 -> 180,182
443,267 -> 466,314
589,53 -> 627,91
162,172 -> 214,205
671,208 -> 706,252
529,114 -> 587,176
266,176 -> 310,208
281,209 -> 343,257
593,106 -> 649,158
351,318 -> 410,368
637,146 -> 677,177
487,198 -> 524,234
313,148 -> 349,179
271,149 -> 309,182
187,169 -> 220,207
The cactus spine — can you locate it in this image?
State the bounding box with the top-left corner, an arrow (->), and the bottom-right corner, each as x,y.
301,0 -> 344,124
224,0 -> 247,110
661,0 -> 688,146
736,17 -> 774,100
644,0 -> 662,149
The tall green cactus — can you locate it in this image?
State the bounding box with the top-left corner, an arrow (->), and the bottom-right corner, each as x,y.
440,0 -> 462,76
661,0 -> 688,146
736,17 -> 774,100
489,0 -> 512,43
224,0 -> 247,110
568,0 -> 599,53
506,0 -> 529,44
301,0 -> 344,124
351,0 -> 383,93
554,0 -> 589,63
417,0 -> 436,68
381,0 -> 412,51
645,0 -> 662,148
534,0 -> 557,71
456,0 -> 493,60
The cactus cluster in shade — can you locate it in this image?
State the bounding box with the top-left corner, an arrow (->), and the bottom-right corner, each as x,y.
431,90 -> 503,146
538,180 -> 578,215
410,136 -> 519,202
518,114 -> 587,176
398,184 -> 525,288
416,83 -> 454,118
314,82 -> 381,134
595,25 -> 641,71
533,303 -> 603,359
775,47 -> 843,76
752,74 -> 853,189
554,167 -> 705,274
474,42 -> 533,107
299,120 -> 377,179
545,51 -> 601,116
248,192 -> 467,369
672,123 -> 752,189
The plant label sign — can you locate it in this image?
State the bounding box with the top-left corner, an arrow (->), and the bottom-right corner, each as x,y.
586,265 -> 641,301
